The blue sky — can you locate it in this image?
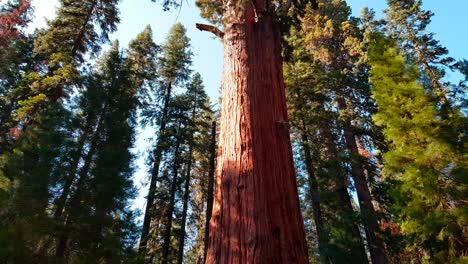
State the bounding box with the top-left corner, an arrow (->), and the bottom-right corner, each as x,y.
29,0 -> 467,216
31,0 -> 468,103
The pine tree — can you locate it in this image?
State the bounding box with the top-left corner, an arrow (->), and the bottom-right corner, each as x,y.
160,101 -> 186,264
285,1 -> 388,262
0,3 -> 124,257
384,0 -> 467,164
202,120 -> 217,263
0,103 -> 69,262
15,0 -> 121,123
139,23 -> 192,257
53,41 -> 140,262
385,0 -> 457,110
284,27 -> 331,262
368,33 -> 467,262
176,73 -> 213,264
0,0 -> 33,155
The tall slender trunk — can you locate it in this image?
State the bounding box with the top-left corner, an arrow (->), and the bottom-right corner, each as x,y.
161,122 -> 182,264
320,124 -> 368,263
55,107 -> 105,258
299,123 -> 329,262
54,140 -> 97,258
203,121 -> 216,263
336,98 -> 387,264
413,42 -> 450,109
140,81 -> 172,253
345,129 -> 387,264
176,97 -> 200,264
205,4 -> 308,263
176,142 -> 193,264
54,118 -> 93,220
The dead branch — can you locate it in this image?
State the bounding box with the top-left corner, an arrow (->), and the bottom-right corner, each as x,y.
195,23 -> 224,39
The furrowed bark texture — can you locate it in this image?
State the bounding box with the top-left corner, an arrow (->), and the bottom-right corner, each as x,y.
205,5 -> 308,263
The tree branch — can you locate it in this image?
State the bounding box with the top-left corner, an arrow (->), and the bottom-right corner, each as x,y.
195,23 -> 224,39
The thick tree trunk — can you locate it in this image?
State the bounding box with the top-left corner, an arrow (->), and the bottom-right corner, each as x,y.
161,124 -> 182,264
205,5 -> 308,263
203,121 -> 216,263
140,81 -> 172,253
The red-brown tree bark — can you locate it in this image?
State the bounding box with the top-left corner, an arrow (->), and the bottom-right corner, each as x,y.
204,3 -> 309,263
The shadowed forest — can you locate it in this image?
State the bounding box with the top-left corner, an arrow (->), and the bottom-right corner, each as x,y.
0,0 -> 466,263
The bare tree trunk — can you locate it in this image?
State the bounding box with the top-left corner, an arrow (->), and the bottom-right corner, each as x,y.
203,121 -> 216,263
346,130 -> 387,264
140,81 -> 172,253
205,4 -> 308,263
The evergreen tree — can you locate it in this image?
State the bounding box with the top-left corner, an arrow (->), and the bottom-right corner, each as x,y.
53,41 -> 140,262
139,23 -> 192,257
176,73 -> 213,264
15,0 -> 121,123
368,34 -> 467,263
1,2 -> 123,257
285,1 -> 388,262
0,103 -> 69,262
384,0 -> 467,161
142,74 -> 213,264
0,0 -> 33,156
384,0 -> 459,110
284,27 -> 333,262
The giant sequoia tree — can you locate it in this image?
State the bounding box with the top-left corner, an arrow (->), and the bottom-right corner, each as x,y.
195,0 -> 314,263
